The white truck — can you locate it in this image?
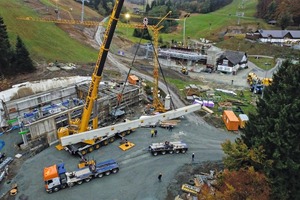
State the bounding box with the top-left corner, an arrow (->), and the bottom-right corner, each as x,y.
148,141 -> 188,156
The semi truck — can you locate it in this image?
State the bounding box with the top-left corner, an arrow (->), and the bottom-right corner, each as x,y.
148,141 -> 188,156
43,159 -> 119,193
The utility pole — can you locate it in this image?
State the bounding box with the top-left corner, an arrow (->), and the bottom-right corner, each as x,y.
81,0 -> 85,23
55,0 -> 60,20
183,13 -> 190,47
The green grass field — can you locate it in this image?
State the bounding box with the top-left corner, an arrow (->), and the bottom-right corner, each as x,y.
116,0 -> 266,45
0,0 -> 98,63
159,0 -> 266,43
248,57 -> 275,70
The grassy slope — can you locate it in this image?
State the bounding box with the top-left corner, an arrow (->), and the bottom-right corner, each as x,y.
159,0 -> 267,42
119,0 -> 266,43
0,0 -> 99,63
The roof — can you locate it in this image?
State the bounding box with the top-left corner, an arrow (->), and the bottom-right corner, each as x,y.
222,50 -> 246,65
238,114 -> 249,121
257,30 -> 300,39
129,75 -> 139,81
223,110 -> 239,122
207,45 -> 223,53
44,164 -> 58,181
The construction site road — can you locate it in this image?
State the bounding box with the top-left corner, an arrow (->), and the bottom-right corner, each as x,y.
3,117 -> 237,200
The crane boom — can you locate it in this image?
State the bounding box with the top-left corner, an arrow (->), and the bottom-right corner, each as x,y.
79,0 -> 124,133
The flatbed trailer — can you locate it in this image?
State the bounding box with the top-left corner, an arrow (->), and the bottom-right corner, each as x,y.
43,159 -> 119,193
63,130 -> 132,156
148,141 -> 188,156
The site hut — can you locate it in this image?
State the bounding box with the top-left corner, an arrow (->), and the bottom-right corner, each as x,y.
222,110 -> 239,131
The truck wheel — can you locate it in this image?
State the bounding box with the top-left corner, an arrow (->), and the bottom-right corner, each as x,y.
88,146 -> 94,153
169,150 -> 174,154
95,144 -> 101,149
152,152 -> 158,156
81,150 -> 87,155
97,173 -> 104,178
68,182 -> 74,187
121,132 -> 126,137
175,150 -> 180,154
126,130 -> 131,135
112,168 -> 119,174
105,171 -> 111,176
103,140 -> 109,146
181,149 -> 187,154
161,151 -> 166,155
47,190 -> 53,194
109,137 -> 115,143
77,180 -> 83,185
53,187 -> 59,192
85,177 -> 92,182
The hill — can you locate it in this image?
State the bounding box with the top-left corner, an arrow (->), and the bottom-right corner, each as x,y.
0,0 -> 100,63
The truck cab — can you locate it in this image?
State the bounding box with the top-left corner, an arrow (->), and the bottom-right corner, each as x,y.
44,163 -> 67,193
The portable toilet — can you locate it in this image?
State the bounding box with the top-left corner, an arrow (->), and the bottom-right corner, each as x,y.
164,94 -> 171,110
238,114 -> 249,129
222,110 -> 239,131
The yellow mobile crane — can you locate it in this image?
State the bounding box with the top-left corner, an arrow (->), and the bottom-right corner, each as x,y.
17,9 -> 175,155
18,0 -> 126,153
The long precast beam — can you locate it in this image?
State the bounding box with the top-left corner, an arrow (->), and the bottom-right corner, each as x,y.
60,104 -> 201,146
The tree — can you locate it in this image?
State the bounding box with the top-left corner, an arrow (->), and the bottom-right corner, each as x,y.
145,3 -> 151,13
216,167 -> 270,200
0,16 -> 13,76
221,139 -> 272,171
240,60 -> 300,199
199,167 -> 270,200
278,12 -> 293,30
13,36 -> 35,74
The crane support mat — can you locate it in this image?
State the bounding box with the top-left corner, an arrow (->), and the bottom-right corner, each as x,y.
181,184 -> 200,195
119,142 -> 135,151
55,144 -> 64,151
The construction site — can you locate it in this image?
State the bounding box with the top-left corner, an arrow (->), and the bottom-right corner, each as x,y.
0,0 -> 279,200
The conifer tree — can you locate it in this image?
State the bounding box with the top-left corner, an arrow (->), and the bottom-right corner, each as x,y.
0,16 -> 12,76
241,60 -> 300,199
14,36 -> 36,73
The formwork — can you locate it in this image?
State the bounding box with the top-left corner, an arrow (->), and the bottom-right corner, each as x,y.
3,81 -> 141,148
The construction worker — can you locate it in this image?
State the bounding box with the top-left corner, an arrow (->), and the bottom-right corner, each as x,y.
151,129 -> 155,137
192,153 -> 195,162
154,129 -> 158,137
158,173 -> 162,182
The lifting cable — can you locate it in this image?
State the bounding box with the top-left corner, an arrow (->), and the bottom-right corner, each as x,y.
112,26 -> 147,120
147,39 -> 176,110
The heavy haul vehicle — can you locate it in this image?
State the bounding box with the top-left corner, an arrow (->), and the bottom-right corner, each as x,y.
43,159 -> 119,193
60,104 -> 201,155
148,141 -> 188,156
